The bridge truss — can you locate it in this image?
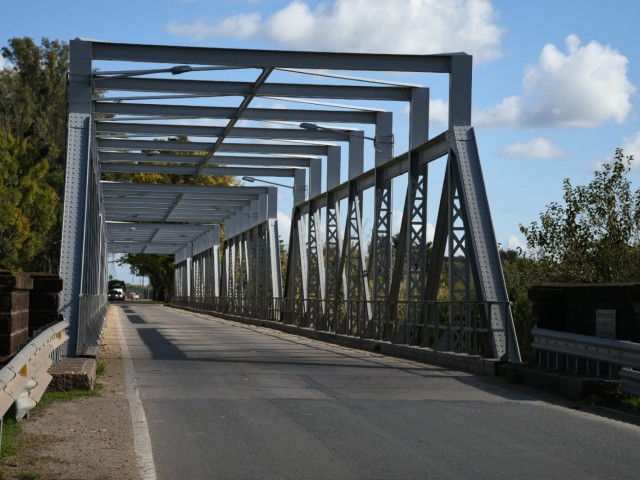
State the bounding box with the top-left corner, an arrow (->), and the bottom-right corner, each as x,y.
60,40 -> 520,362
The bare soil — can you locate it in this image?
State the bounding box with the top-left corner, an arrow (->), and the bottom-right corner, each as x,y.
0,306 -> 139,480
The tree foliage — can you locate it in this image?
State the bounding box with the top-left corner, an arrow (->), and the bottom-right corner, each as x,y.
118,254 -> 175,302
520,148 -> 640,283
499,248 -> 551,356
0,38 -> 67,271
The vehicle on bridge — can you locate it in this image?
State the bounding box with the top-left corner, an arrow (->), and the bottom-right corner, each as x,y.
108,280 -> 126,301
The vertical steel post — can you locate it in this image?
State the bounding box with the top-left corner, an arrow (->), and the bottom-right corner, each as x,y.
371,112 -> 394,338
59,40 -> 93,356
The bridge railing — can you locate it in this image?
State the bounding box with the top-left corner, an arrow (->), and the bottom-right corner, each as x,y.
77,294 -> 108,357
172,296 -> 513,359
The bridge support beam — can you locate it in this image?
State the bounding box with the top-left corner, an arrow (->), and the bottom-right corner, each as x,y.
59,40 -> 109,356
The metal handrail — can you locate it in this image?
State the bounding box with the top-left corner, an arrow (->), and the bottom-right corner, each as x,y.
172,295 -> 512,359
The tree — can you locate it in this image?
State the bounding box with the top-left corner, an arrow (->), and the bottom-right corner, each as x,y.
118,254 -> 174,302
0,118 -> 58,270
0,37 -> 68,271
499,248 -> 550,356
520,148 -> 640,283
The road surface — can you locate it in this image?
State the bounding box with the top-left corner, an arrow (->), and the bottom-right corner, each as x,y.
116,303 -> 640,480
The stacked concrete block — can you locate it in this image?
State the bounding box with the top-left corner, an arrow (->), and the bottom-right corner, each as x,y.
0,270 -> 33,361
28,272 -> 63,335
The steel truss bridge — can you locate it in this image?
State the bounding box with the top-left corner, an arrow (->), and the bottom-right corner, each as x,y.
59,40 -> 520,363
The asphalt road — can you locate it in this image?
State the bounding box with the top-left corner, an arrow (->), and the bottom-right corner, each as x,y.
116,303 -> 640,480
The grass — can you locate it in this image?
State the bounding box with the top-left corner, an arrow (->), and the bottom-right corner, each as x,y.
620,395 -> 640,409
15,473 -> 39,480
0,418 -> 22,458
33,387 -> 101,413
95,360 -> 106,376
583,391 -> 640,414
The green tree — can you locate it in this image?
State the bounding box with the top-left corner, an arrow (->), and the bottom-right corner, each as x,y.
0,37 -> 68,271
520,148 -> 640,283
0,126 -> 58,270
499,248 -> 550,357
118,254 -> 174,302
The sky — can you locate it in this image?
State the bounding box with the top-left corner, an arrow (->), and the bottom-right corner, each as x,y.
2,0 -> 640,280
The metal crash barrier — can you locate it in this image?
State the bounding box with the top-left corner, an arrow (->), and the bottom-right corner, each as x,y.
0,320 -> 69,428
532,326 -> 640,395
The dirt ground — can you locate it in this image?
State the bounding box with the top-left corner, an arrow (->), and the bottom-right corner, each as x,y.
0,306 -> 139,480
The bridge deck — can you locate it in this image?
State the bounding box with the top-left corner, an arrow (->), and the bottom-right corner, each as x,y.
115,303 -> 640,479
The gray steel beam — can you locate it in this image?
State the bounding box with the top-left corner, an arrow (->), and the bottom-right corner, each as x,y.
293,133 -> 450,212
448,55 -> 473,127
198,67 -> 273,173
90,41 -> 458,73
59,40 -> 93,356
96,122 -> 368,142
99,152 -> 318,167
107,222 -> 217,232
447,127 -> 521,362
101,182 -> 268,195
98,138 -> 332,156
94,102 -> 378,123
100,163 -> 297,177
93,77 -> 413,101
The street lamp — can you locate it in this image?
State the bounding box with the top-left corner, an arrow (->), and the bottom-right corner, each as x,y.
299,122 -> 393,147
93,65 -> 194,80
242,176 -> 294,190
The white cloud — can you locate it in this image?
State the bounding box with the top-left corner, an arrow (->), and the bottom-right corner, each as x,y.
507,235 -> 523,250
166,0 -> 504,63
622,131 -> 640,165
392,210 -> 403,235
500,137 -> 566,159
166,13 -> 261,40
391,210 -> 434,243
475,35 -> 636,128
277,211 -> 292,245
428,99 -> 449,125
426,223 -> 435,243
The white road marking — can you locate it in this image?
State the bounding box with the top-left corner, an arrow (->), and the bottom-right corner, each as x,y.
116,308 -> 157,480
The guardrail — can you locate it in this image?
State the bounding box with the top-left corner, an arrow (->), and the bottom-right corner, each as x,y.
0,320 -> 69,443
532,326 -> 640,395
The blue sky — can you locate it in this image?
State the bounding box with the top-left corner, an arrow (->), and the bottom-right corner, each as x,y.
3,0 -> 640,280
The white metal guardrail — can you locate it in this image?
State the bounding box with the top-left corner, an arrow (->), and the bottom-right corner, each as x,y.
0,320 -> 69,424
532,326 -> 640,396
619,369 -> 640,397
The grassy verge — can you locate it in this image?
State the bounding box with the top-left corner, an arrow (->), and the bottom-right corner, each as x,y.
0,360 -> 107,478
584,391 -> 640,415
1,360 -> 106,457
32,387 -> 101,414
0,418 -> 22,458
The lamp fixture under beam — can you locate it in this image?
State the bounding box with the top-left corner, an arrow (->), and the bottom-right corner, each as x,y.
299,122 -> 390,144
242,176 -> 294,190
